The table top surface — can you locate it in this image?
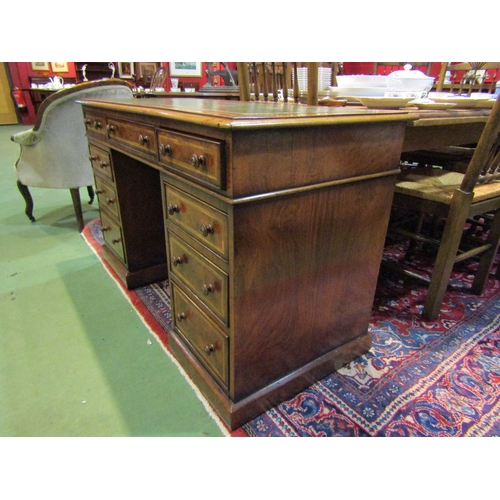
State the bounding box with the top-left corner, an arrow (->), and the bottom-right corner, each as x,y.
79,96 -> 492,130
79,97 -> 420,128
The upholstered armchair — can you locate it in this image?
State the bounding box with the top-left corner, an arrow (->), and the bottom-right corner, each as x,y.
11,79 -> 134,232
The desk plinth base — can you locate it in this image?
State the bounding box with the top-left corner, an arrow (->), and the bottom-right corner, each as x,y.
169,329 -> 372,431
102,246 -> 168,289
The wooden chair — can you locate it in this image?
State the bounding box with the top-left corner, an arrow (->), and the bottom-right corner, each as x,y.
11,79 -> 134,232
237,62 -> 319,105
385,97 -> 500,320
436,62 -> 500,95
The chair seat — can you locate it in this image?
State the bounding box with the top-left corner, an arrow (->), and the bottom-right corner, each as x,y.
395,167 -> 500,204
401,146 -> 474,172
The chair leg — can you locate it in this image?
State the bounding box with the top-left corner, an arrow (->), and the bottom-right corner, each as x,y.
87,185 -> 95,205
17,180 -> 36,222
472,209 -> 500,294
423,197 -> 471,321
70,188 -> 84,232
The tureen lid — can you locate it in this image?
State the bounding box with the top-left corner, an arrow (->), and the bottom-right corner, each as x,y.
389,63 -> 431,79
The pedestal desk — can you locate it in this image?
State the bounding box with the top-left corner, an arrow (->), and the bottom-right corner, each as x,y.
80,97 -> 417,429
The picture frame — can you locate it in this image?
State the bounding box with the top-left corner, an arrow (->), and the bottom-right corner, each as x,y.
118,62 -> 134,79
50,62 -> 69,73
138,62 -> 158,82
169,62 -> 202,77
31,62 -> 49,71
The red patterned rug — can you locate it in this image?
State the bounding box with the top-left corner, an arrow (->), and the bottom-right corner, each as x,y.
83,219 -> 500,437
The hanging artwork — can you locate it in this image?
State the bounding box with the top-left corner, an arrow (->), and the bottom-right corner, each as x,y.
119,62 -> 134,79
169,62 -> 202,77
50,62 -> 69,73
31,62 -> 49,71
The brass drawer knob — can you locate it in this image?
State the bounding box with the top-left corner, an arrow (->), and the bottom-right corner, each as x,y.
112,238 -> 121,244
99,161 -> 108,168
172,256 -> 183,266
84,118 -> 91,125
201,284 -> 214,296
190,154 -> 205,168
204,344 -> 215,355
159,143 -> 171,156
167,204 -> 179,215
106,124 -> 115,134
95,189 -> 104,195
176,312 -> 186,322
200,224 -> 214,237
106,198 -> 115,204
88,155 -> 97,162
138,134 -> 149,146
101,226 -> 110,232
94,121 -> 102,129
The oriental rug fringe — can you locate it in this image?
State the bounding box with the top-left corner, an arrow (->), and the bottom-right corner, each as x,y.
83,219 -> 500,437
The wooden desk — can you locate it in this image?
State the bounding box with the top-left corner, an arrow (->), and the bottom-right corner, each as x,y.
79,97 -> 418,429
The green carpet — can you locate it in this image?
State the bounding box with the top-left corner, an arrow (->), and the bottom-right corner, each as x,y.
0,124 -> 224,436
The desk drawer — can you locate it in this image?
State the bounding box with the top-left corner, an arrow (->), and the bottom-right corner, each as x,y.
107,118 -> 157,157
165,184 -> 228,260
84,113 -> 106,138
89,144 -> 114,183
100,212 -> 125,263
168,232 -> 228,325
95,177 -> 120,221
172,283 -> 228,388
158,130 -> 223,188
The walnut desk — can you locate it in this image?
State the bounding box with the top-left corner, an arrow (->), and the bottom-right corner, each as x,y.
80,97 -> 417,430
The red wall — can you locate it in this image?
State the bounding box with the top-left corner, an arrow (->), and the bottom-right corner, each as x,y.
7,62 -> 234,124
8,62 -> 78,124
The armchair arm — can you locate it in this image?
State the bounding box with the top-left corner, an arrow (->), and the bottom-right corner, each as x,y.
11,128 -> 41,146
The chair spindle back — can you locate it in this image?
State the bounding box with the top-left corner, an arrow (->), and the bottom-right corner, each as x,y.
237,62 -> 319,105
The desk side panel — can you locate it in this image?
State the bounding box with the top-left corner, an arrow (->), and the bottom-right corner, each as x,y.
229,122 -> 406,198
229,175 -> 396,401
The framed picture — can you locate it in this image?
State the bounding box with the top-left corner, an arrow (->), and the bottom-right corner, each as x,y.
31,62 -> 49,71
138,62 -> 158,83
51,62 -> 69,73
169,62 -> 202,77
118,62 -> 134,79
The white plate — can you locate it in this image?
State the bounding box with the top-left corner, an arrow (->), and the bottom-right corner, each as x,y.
432,97 -> 480,108
329,86 -> 386,97
410,101 -> 457,110
476,99 -> 497,108
359,97 -> 414,109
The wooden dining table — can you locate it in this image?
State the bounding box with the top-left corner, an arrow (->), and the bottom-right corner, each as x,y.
78,96 -> 493,428
400,106 -> 490,151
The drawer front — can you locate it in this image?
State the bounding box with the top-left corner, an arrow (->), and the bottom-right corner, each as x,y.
84,113 -> 106,137
172,283 -> 228,387
158,130 -> 223,188
107,118 -> 157,157
95,177 -> 120,221
168,232 -> 228,324
165,184 -> 228,259
100,212 -> 125,263
89,144 -> 114,183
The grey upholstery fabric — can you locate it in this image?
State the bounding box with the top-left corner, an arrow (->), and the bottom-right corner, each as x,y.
12,82 -> 133,189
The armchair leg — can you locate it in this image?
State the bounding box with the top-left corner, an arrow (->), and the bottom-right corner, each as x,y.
87,185 -> 95,205
70,188 -> 84,232
17,181 -> 36,222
